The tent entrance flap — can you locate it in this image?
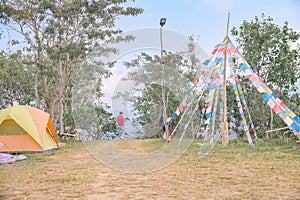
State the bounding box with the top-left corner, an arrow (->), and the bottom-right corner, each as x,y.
0,120 -> 28,135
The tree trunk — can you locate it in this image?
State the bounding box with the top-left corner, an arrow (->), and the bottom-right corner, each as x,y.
43,75 -> 48,108
59,97 -> 64,134
58,60 -> 64,134
34,69 -> 40,108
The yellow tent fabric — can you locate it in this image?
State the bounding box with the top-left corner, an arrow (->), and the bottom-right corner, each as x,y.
0,105 -> 58,152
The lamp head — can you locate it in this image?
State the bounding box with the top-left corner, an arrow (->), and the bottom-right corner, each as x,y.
160,18 -> 166,26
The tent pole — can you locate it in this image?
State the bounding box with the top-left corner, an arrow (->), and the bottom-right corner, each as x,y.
222,12 -> 230,145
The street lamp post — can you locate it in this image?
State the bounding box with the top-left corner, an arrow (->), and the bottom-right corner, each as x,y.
160,18 -> 167,137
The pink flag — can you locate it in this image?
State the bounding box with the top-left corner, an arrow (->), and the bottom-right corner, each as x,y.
272,105 -> 281,114
179,104 -> 183,112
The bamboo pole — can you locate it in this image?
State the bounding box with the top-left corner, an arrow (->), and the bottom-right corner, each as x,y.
222,12 -> 230,145
265,127 -> 289,133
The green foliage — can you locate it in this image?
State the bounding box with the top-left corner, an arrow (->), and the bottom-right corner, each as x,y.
231,13 -> 300,137
95,105 -> 118,139
256,126 -> 268,138
0,51 -> 35,108
72,73 -> 118,140
121,37 -> 204,137
134,83 -> 180,128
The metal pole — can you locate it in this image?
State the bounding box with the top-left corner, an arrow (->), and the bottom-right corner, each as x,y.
160,24 -> 167,136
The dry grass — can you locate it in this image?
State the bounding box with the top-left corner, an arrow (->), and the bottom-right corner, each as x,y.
112,139 -> 164,153
0,139 -> 299,200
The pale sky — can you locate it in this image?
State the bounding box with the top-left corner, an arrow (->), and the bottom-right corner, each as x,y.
116,0 -> 300,51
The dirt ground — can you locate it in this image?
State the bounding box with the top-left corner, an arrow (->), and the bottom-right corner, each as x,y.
1,139 -> 300,199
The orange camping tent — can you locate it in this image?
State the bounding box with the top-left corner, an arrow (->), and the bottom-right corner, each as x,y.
0,105 -> 58,152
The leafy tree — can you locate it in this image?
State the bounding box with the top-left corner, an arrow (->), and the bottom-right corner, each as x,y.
72,74 -> 118,140
122,38 -> 204,137
0,50 -> 35,108
0,0 -> 143,133
95,105 -> 118,140
231,13 -> 300,137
